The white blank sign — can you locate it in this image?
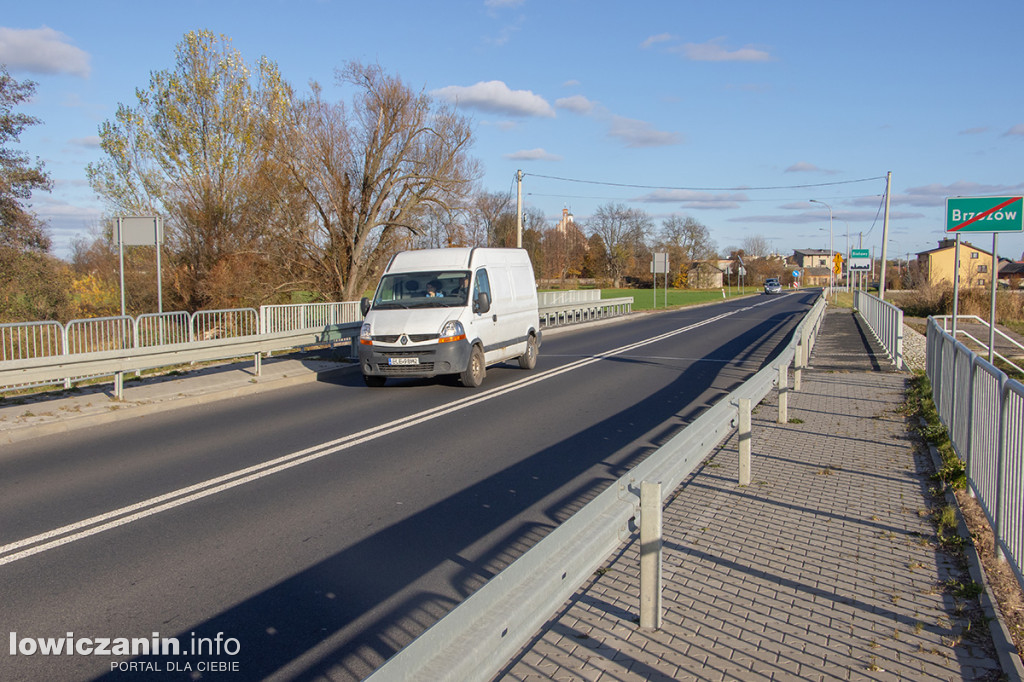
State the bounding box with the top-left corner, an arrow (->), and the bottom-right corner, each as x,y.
118,216 -> 162,245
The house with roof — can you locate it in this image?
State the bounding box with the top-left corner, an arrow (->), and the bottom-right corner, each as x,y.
916,239 -> 995,288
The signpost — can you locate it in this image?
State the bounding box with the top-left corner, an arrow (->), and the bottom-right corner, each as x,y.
945,196 -> 1023,234
944,196 -> 1023,362
116,215 -> 164,318
832,252 -> 844,276
849,249 -> 871,271
651,252 -> 669,308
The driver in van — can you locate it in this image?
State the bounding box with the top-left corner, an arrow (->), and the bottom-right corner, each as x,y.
426,281 -> 444,298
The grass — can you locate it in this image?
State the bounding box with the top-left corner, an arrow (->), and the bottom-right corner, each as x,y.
597,287 -> 761,312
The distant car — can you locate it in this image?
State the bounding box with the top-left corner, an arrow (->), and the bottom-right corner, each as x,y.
763,278 -> 782,295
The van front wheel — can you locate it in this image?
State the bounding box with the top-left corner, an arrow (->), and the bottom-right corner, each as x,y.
460,345 -> 485,387
518,334 -> 538,370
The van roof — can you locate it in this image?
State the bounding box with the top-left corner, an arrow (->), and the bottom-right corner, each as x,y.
386,248 -> 530,273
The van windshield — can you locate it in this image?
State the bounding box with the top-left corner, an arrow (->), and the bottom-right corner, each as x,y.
371,270 -> 471,309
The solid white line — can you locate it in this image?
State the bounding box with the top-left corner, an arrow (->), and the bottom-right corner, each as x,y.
0,303 -> 769,566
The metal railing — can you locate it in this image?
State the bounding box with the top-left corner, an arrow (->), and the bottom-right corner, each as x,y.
537,290 -> 602,306
261,301 -> 362,333
365,293 -> 828,682
1,296 -> 637,395
853,290 -> 904,369
0,320 -> 63,362
933,314 -> 1024,375
539,297 -> 633,327
926,317 -> 1024,598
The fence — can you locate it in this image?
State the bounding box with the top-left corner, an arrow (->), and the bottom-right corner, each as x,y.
537,290 -> 602,306
926,317 -> 1024,598
364,293 -> 828,682
1,296 -> 636,395
853,290 -> 904,369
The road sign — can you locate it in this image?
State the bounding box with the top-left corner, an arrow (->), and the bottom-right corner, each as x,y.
792,270 -> 800,278
946,196 -> 1023,233
850,248 -> 871,271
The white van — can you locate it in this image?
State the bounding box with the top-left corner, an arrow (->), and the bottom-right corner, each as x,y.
358,248 -> 541,387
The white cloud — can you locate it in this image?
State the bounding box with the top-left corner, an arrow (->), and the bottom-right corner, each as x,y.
902,181 -> 1024,207
634,189 -> 747,210
959,126 -> 989,135
504,148 -> 563,161
673,38 -> 773,63
607,116 -> 681,148
0,26 -> 90,77
785,162 -> 839,175
1004,124 -> 1024,137
555,95 -> 596,115
484,0 -> 524,7
562,79 -> 581,88
69,136 -> 102,148
641,33 -> 676,49
431,81 -> 555,118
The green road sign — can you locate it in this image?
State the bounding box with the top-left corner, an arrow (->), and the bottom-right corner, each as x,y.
850,249 -> 871,271
946,196 -> 1023,233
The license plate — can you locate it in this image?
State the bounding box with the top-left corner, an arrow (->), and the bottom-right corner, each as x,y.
388,357 -> 419,366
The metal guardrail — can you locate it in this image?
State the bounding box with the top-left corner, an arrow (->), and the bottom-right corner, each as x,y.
926,317 -> 1024,599
853,290 -> 904,369
0,298 -> 636,396
365,293 -> 828,682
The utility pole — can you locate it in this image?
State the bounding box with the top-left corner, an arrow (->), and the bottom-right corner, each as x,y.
879,171 -> 892,300
516,169 -> 523,249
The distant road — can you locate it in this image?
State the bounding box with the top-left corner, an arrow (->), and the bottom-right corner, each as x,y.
0,291 -> 817,681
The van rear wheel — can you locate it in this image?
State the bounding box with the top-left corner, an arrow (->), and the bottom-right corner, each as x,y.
518,334 -> 538,369
460,345 -> 485,387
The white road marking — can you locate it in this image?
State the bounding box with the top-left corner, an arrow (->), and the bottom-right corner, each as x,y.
0,299 -> 785,566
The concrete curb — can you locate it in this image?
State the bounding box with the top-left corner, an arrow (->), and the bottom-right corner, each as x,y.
1,365 -> 354,445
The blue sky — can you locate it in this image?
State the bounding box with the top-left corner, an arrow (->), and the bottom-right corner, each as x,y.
4,0 -> 1024,263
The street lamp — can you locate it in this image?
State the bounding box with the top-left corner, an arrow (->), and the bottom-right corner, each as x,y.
836,218 -> 850,290
810,199 -> 833,292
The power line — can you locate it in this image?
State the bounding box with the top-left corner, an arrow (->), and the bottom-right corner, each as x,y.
524,172 -> 887,192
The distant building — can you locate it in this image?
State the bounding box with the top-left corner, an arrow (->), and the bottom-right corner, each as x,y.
792,249 -> 831,270
555,208 -> 574,235
688,261 -> 724,288
916,239 -> 995,288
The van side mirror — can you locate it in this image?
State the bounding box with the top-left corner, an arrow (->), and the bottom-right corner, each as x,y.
360,297 -> 371,316
474,291 -> 491,314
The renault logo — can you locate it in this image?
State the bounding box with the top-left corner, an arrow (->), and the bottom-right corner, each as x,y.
400,335 -> 408,345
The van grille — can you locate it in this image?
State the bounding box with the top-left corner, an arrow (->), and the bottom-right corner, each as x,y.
372,334 -> 438,344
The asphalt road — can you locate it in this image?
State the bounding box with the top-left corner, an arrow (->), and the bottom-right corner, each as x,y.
0,291 -> 817,681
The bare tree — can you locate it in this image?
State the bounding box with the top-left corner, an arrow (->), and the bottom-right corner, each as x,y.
741,234 -> 771,258
585,203 -> 652,287
656,215 -> 717,281
271,63 -> 480,300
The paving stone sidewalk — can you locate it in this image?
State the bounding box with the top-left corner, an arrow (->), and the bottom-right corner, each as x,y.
496,310 -> 1013,681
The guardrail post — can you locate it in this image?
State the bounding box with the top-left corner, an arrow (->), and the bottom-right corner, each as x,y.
254,352 -> 262,377
738,398 -> 752,486
114,371 -> 124,401
777,363 -> 788,424
639,480 -> 663,630
794,342 -> 803,392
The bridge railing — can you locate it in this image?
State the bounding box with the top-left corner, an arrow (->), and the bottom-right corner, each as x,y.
926,317 -> 1024,599
364,292 -> 827,682
0,296 -> 636,396
853,290 -> 904,369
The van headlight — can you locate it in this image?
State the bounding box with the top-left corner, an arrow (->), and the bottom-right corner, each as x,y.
439,320 -> 466,343
360,322 -> 373,345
